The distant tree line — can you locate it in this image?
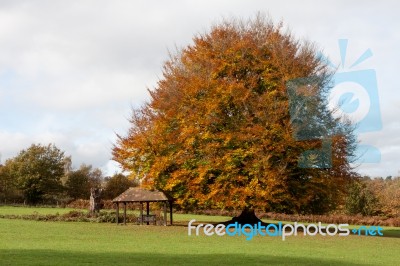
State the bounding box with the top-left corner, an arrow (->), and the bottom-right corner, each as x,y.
1,143 -> 398,217
0,143 -> 136,205
345,175 -> 400,217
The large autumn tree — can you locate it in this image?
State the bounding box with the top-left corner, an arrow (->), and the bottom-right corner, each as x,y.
113,15 -> 356,220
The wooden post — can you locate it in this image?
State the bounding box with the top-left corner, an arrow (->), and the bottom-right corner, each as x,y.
146,202 -> 150,225
140,202 -> 143,225
123,202 -> 127,225
169,201 -> 173,225
116,203 -> 119,225
163,201 -> 167,226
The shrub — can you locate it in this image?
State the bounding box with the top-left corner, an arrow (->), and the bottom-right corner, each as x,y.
345,181 -> 380,216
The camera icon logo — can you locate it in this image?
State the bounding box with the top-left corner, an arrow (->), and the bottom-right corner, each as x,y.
329,39 -> 382,164
287,39 -> 382,168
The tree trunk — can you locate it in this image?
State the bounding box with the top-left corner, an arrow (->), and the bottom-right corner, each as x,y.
219,207 -> 268,226
89,188 -> 102,214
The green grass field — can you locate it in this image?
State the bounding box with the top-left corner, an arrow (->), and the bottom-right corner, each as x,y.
0,206 -> 399,265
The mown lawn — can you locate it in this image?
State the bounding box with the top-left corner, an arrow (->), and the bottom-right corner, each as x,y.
0,206 -> 399,265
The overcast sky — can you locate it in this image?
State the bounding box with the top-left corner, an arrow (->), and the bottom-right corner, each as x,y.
0,0 -> 398,177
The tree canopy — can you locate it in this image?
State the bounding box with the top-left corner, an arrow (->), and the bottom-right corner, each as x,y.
102,173 -> 137,200
64,164 -> 103,200
113,15 -> 356,214
5,144 -> 66,204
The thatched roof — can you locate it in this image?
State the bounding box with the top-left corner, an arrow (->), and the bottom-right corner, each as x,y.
112,187 -> 169,203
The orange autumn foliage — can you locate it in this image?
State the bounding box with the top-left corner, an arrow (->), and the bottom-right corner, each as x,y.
113,15 -> 356,214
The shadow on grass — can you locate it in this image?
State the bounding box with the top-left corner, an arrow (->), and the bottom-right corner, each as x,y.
0,249 -> 365,266
380,228 -> 400,238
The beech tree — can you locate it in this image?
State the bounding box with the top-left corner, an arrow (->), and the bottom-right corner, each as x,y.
113,15 -> 356,222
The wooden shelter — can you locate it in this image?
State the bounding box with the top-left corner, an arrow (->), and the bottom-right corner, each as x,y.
113,187 -> 173,226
